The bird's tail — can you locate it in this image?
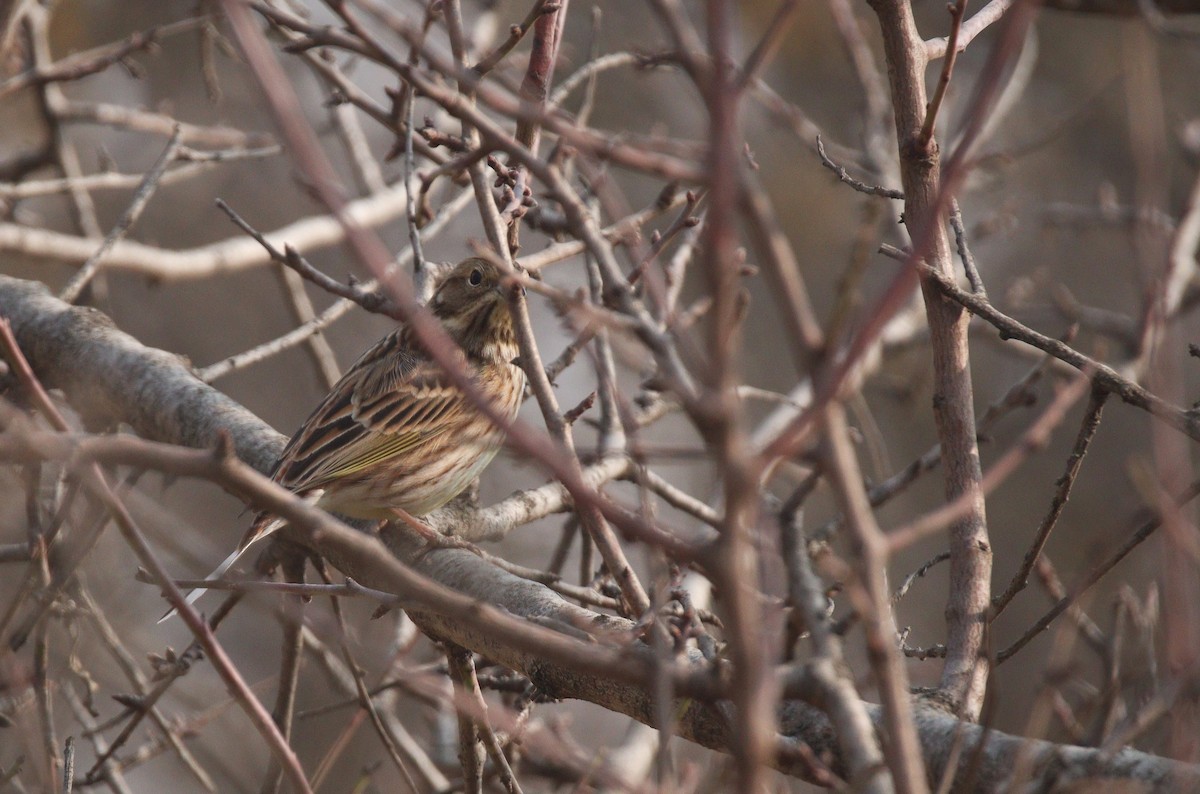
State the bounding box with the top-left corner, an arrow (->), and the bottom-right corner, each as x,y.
157,514 -> 285,624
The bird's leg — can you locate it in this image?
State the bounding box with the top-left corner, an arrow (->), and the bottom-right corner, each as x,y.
389,507 -> 483,558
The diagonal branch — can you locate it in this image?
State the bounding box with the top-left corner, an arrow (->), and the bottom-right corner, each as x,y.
2,274 -> 1200,790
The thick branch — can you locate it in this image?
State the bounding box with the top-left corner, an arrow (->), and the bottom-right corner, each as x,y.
868,0 -> 991,720
3,277 -> 1198,791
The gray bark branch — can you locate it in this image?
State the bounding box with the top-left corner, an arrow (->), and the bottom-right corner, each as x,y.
2,274 -> 1197,792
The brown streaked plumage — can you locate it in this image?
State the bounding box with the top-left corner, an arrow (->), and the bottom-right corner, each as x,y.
164,258 -> 523,620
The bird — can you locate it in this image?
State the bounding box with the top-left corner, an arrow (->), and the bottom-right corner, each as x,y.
162,257 -> 525,621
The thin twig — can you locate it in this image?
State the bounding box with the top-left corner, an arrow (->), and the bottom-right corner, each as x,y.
991,387 -> 1108,617
816,135 -> 904,199
274,266 -> 341,389
36,622 -> 61,791
471,0 -> 558,77
325,572 -> 419,793
197,187 -> 476,383
260,552 -> 306,794
950,199 -> 985,295
61,687 -> 132,794
926,0 -> 1017,60
893,551 -> 952,604
920,262 -> 1200,443
0,17 -> 207,100
72,579 -> 216,790
919,0 -> 968,149
215,197 -> 405,319
61,737 -> 74,794
403,82 -> 425,277
0,319 -> 313,794
888,374 -> 1091,550
58,125 -> 183,304
997,477 -> 1200,664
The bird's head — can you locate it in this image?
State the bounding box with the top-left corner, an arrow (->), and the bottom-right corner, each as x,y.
430,257 -> 519,360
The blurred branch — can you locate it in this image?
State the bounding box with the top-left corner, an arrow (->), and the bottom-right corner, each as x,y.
59,126 -> 184,304
0,145 -> 280,200
3,275 -> 1199,790
0,181 -> 414,279
0,318 -> 311,794
56,98 -> 270,147
926,0 -> 1017,60
0,17 -> 207,101
1042,0 -> 1200,14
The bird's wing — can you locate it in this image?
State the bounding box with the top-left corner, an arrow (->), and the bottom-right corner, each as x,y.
272,336 -> 469,493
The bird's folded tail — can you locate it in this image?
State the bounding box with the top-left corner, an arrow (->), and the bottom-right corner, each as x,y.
157,514 -> 286,624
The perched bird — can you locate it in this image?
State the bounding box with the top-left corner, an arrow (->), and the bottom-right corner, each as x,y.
164,257 -> 524,621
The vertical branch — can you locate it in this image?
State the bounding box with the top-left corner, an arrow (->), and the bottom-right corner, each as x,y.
1124,22 -> 1200,759
323,579 -> 419,793
443,0 -> 510,257
61,687 -> 131,793
403,94 -> 427,286
26,4 -> 103,242
454,670 -> 485,794
779,506 -> 891,793
822,404 -> 928,794
260,551 -> 307,794
446,645 -> 524,794
918,0 -> 968,149
443,0 -> 650,617
867,0 -> 991,720
273,266 -> 341,389
35,621 -> 62,792
700,2 -> 774,791
508,0 -> 569,254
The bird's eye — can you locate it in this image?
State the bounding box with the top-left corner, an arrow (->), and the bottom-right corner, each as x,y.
468,268 -> 483,286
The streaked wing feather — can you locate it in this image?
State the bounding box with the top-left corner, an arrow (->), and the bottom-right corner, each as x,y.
313,429 -> 427,481
274,349 -> 468,492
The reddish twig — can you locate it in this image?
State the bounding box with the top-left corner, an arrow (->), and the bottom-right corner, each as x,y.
991,387 -> 1109,617
997,477 -> 1200,664
0,318 -> 313,794
472,0 -> 560,78
887,373 -> 1092,551
821,404 -> 928,794
918,0 -> 968,150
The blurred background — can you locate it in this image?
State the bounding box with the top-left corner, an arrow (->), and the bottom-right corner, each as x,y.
1,0 -> 1199,790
